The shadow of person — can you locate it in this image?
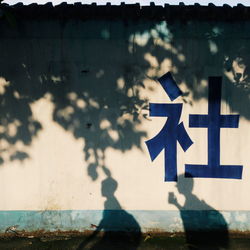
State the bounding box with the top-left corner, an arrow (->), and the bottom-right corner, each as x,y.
168,173 -> 229,250
77,176 -> 141,250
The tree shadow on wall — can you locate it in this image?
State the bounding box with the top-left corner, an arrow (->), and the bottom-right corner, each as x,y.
0,17 -> 250,179
77,167 -> 141,250
168,173 -> 229,250
0,19 -> 152,177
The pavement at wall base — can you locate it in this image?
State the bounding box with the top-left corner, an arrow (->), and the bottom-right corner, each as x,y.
1,231 -> 250,249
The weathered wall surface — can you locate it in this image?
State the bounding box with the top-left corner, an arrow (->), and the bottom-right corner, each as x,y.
0,4 -> 250,233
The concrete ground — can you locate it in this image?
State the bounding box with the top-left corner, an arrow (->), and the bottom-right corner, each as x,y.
1,232 -> 250,250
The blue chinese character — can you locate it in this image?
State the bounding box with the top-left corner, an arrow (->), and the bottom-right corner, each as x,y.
146,72 -> 193,182
185,76 -> 243,179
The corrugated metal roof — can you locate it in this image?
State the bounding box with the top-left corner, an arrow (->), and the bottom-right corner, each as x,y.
2,1 -> 250,7
1,2 -> 250,21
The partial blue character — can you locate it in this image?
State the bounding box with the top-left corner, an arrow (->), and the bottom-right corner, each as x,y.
158,71 -> 183,101
145,72 -> 193,182
185,76 -> 243,179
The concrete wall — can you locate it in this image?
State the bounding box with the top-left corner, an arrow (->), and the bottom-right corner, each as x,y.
0,5 -> 250,233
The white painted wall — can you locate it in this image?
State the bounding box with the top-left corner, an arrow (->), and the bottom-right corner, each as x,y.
0,18 -> 249,217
